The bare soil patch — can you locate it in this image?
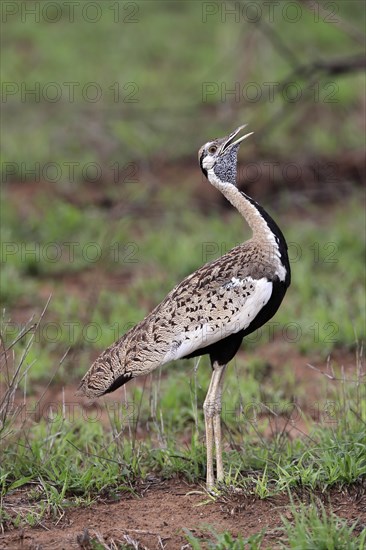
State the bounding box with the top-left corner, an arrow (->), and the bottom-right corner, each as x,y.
2,479 -> 365,549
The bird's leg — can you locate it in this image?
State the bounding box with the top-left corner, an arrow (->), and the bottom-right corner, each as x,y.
203,362 -> 226,490
213,364 -> 227,482
203,405 -> 214,489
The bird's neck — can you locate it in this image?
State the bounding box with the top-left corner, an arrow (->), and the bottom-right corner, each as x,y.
207,168 -> 290,282
208,169 -> 278,242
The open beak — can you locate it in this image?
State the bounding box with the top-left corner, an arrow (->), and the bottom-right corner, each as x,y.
222,124 -> 254,152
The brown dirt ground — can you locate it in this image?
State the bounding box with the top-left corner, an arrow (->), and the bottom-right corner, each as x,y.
1,479 -> 365,549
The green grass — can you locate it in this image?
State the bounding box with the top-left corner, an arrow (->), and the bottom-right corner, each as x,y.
184,526 -> 265,549
2,409 -> 364,530
281,500 -> 366,550
183,501 -> 366,549
1,315 -> 365,531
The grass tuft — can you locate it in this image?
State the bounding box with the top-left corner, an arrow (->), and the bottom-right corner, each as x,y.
281,499 -> 366,549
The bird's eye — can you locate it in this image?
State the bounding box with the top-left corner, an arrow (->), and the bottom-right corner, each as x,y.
208,145 -> 217,154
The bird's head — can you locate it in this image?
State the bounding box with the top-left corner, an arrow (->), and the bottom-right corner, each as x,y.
198,125 -> 253,185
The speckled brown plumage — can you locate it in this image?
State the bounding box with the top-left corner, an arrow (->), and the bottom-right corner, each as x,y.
77,125 -> 290,489
78,239 -> 284,398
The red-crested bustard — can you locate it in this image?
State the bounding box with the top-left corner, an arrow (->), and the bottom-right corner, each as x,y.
78,125 -> 291,489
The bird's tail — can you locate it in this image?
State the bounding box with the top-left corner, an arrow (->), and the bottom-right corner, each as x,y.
77,313 -> 166,399
76,337 -> 131,398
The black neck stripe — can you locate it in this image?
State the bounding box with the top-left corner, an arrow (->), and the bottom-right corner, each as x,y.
199,151 -> 208,179
241,192 -> 291,286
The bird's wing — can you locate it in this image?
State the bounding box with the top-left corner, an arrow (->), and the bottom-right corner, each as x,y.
77,244 -> 277,398
160,273 -> 273,364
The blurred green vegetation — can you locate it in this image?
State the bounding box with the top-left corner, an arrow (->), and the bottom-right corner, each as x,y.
1,0 -> 365,175
1,188 -> 365,383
